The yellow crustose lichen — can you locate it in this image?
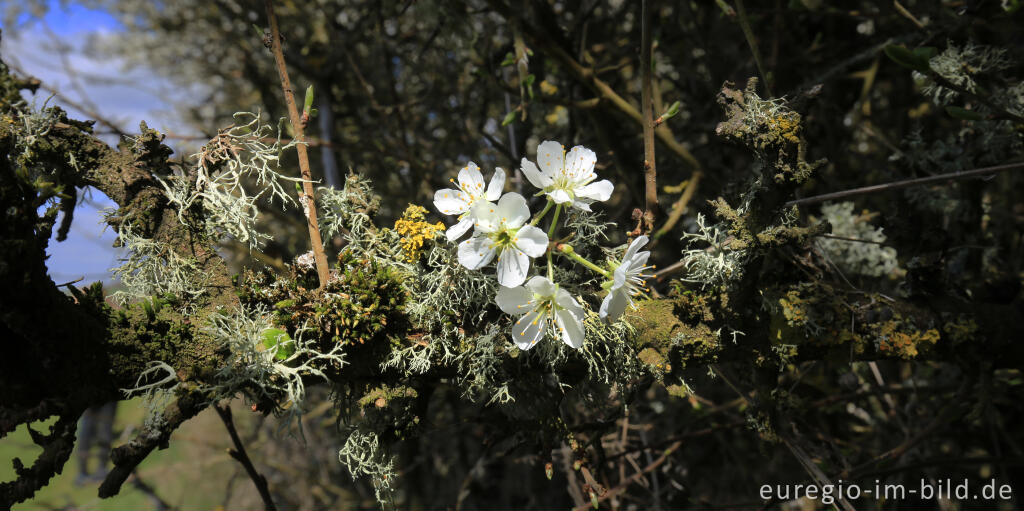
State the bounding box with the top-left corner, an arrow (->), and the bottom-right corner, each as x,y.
394,204 -> 444,262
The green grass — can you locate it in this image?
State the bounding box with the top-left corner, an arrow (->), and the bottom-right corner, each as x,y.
1,399 -> 254,510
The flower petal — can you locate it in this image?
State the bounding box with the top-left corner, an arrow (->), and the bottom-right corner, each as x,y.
512,309 -> 546,350
496,247 -> 530,287
433,189 -> 470,215
470,201 -> 501,232
496,192 -> 530,228
626,252 -> 651,273
514,225 -> 549,258
554,308 -> 585,348
548,188 -> 573,204
571,199 -> 593,212
623,235 -> 650,262
520,158 -> 551,189
576,180 -> 613,202
536,140 -> 564,176
457,162 -> 486,196
525,275 -> 555,296
599,289 -> 631,321
458,236 -> 496,269
496,285 -> 533,315
446,217 -> 474,242
565,145 -> 597,180
486,167 -> 506,201
555,287 -> 584,318
612,265 -> 628,289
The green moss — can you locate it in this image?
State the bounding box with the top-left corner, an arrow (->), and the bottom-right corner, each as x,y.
357,386 -> 418,409
627,299 -> 685,351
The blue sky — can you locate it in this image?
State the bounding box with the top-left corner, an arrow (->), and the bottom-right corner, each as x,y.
2,1 -> 193,285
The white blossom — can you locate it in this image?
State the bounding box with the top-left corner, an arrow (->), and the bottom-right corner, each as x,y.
457,193 -> 548,287
295,250 -> 316,270
496,276 -> 585,350
520,140 -> 613,211
600,235 -> 653,321
433,162 -> 506,241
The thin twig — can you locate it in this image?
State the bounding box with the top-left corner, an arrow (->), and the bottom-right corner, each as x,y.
786,162 -> 1024,207
893,1 -> 927,29
641,0 -> 659,233
733,0 -> 774,97
571,440 -> 683,511
484,0 -> 701,172
652,171 -> 702,242
214,404 -> 277,511
6,61 -> 127,137
820,234 -> 887,246
264,0 -> 331,288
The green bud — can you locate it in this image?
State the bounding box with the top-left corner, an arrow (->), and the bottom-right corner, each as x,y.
303,85 -> 315,115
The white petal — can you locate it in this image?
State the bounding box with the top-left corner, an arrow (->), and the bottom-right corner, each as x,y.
445,217 -> 474,242
512,309 -> 546,350
513,225 -> 549,258
623,235 -> 650,262
576,180 -> 613,202
520,159 -> 551,189
536,140 -> 564,176
486,167 -> 506,201
612,265 -> 628,289
565,146 -> 597,180
457,162 -> 486,195
554,308 -> 585,348
525,275 -> 555,296
599,289 -> 631,321
554,287 -> 584,318
433,189 -> 470,215
626,252 -> 651,273
548,188 -> 573,204
470,201 -> 500,232
496,285 -> 533,314
458,236 -> 496,269
495,192 -> 530,228
496,247 -> 530,287
571,200 -> 593,212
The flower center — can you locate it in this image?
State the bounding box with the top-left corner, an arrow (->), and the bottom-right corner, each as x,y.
489,227 -> 518,248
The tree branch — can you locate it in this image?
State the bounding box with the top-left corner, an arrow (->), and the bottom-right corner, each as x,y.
263,0 -> 331,288
640,0 -> 658,233
214,403 -> 278,511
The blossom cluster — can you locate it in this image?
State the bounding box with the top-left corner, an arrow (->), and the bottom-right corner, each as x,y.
433,141 -> 653,351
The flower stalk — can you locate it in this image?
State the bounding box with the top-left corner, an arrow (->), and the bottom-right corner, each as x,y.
556,244 -> 611,278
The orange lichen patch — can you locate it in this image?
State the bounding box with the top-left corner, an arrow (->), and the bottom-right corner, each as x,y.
764,113 -> 802,145
394,204 -> 445,262
874,319 -> 940,359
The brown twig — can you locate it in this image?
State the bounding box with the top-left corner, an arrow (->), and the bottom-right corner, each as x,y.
641,0 -> 658,234
893,0 -> 927,29
264,0 -> 330,289
571,440 -> 683,511
733,0 -> 774,97
484,0 -> 701,172
785,162 -> 1024,208
652,170 -> 702,242
214,404 -> 277,511
6,61 -> 127,137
